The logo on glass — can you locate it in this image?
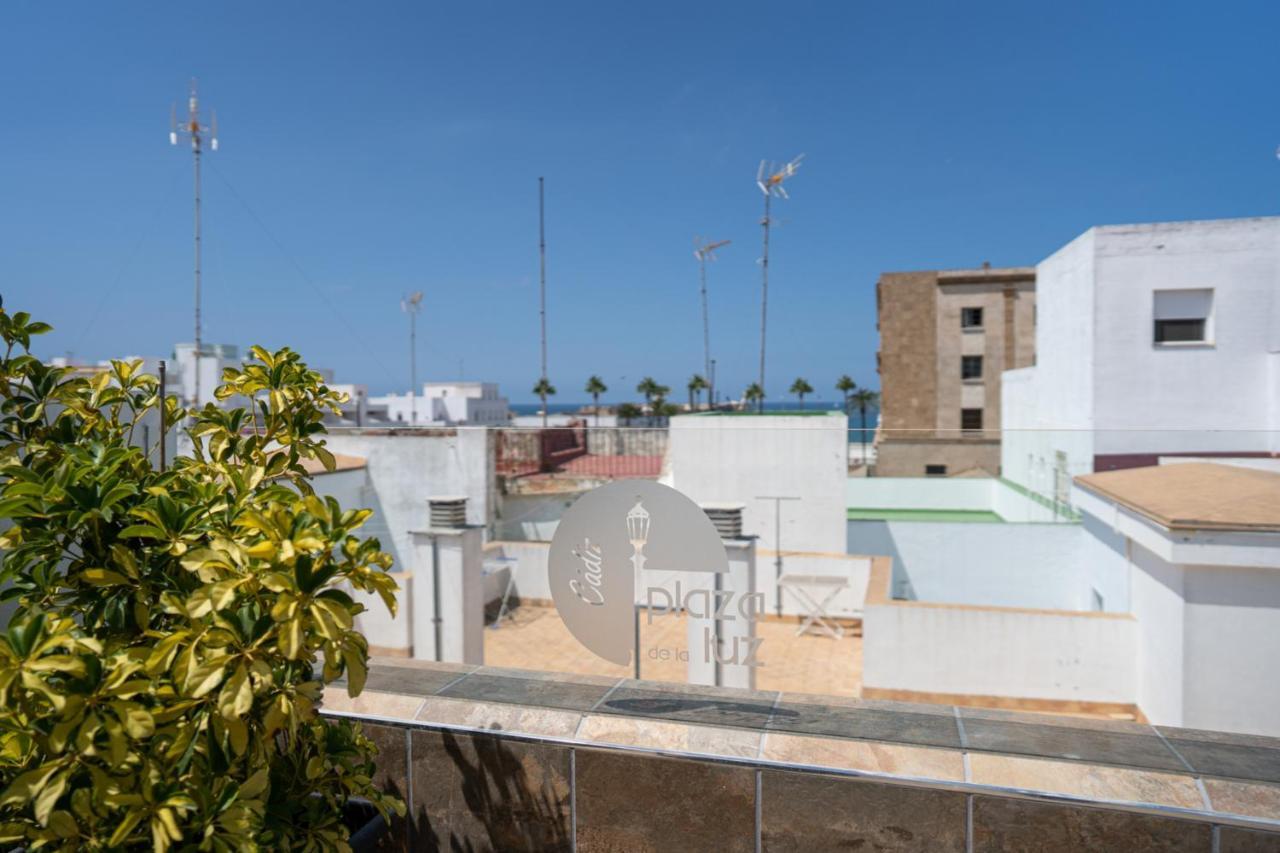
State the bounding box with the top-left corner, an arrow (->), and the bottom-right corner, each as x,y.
549,480 -> 728,666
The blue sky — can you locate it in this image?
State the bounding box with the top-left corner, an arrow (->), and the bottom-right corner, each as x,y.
3,1 -> 1279,403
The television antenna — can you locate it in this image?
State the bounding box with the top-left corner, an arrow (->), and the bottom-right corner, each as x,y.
694,238 -> 730,407
402,292 -> 424,424
538,177 -> 549,427
754,154 -> 804,412
169,79 -> 218,408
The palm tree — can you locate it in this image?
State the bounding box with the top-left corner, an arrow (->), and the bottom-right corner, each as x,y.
836,375 -> 857,415
532,377 -> 556,426
835,375 -> 857,470
650,384 -> 672,421
687,374 -> 708,411
636,377 -> 661,413
617,402 -> 642,426
585,375 -> 608,426
851,388 -> 879,467
743,383 -> 764,412
789,377 -> 814,409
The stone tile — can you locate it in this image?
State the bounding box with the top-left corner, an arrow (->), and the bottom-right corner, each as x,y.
359,661 -> 476,697
960,711 -> 1185,772
359,723 -> 411,851
760,768 -> 966,852
477,666 -> 620,687
1158,727 -> 1280,784
1220,826 -> 1280,853
968,752 -> 1204,809
597,682 -> 780,731
575,747 -> 755,853
777,690 -> 957,717
1203,778 -> 1280,820
409,728 -> 572,852
971,795 -> 1212,852
439,670 -> 615,712
576,714 -> 761,759
760,732 -> 965,781
766,697 -> 962,749
960,704 -> 1154,735
322,687 -> 425,720
414,695 -> 582,738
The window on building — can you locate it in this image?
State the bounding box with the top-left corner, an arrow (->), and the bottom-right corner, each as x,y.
925,464 -> 947,476
1153,288 -> 1213,344
961,355 -> 983,381
961,408 -> 983,432
961,307 -> 984,329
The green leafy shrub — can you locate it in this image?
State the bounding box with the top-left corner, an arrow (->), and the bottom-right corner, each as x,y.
0,307 -> 403,851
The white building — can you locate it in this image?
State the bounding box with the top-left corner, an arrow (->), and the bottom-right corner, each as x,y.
1003,217 -> 1280,505
173,342 -> 242,408
367,382 -> 509,427
1073,462 -> 1280,736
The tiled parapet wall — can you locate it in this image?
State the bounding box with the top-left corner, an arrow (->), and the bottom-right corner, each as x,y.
322,660 -> 1280,852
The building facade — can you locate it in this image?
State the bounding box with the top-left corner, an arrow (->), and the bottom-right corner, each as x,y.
875,265 -> 1036,477
1002,217 -> 1280,505
367,381 -> 510,427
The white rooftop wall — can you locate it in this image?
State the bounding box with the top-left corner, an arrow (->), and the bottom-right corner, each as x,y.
665,414 -> 847,555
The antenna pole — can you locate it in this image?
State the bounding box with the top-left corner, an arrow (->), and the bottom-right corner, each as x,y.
758,192 -> 771,413
193,128 -> 202,409
700,251 -> 710,397
171,80 -> 217,411
410,308 -> 418,424
538,177 -> 548,428
158,360 -> 167,472
401,292 -> 424,425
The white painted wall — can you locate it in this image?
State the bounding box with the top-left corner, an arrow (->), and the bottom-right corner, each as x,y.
847,520 -> 1089,610
323,430 -> 494,569
1128,542 -> 1187,727
846,477 -> 994,511
862,601 -> 1136,704
1000,229 -> 1097,498
1002,218 -> 1280,493
666,414 -> 847,554
1076,482 -> 1280,737
1091,218 -> 1280,455
1182,564 -> 1280,736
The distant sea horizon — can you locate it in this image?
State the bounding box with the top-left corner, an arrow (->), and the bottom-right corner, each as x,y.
508,401 -> 879,440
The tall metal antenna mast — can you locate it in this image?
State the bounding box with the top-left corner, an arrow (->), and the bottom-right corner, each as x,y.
754,154 -> 803,413
694,238 -> 730,407
402,292 -> 424,424
170,80 -> 218,408
538,177 -> 548,427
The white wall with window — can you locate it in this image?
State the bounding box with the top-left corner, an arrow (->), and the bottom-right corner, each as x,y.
1002,217 -> 1280,499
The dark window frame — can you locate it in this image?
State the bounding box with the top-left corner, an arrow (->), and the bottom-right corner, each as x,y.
925,464 -> 947,477
961,355 -> 984,381
961,408 -> 983,432
961,307 -> 984,329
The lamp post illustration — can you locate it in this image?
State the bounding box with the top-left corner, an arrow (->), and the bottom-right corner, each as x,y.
626,499 -> 651,678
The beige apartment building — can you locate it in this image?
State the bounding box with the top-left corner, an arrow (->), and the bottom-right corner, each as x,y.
875,265 -> 1035,477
